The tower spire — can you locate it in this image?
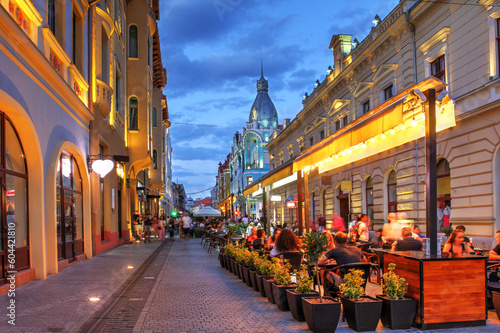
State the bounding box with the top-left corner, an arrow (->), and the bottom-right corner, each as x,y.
261,59 -> 264,79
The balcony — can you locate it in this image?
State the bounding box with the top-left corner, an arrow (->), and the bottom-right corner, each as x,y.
246,161 -> 260,169
95,79 -> 113,118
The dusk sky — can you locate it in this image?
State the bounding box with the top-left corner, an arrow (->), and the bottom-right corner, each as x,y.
158,0 -> 399,199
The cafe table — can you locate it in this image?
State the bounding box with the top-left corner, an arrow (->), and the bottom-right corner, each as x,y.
382,250 -> 487,329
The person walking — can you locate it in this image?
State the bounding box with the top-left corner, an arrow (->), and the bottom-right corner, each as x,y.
143,212 -> 153,243
168,218 -> 175,238
159,214 -> 166,241
181,212 -> 192,241
152,214 -> 159,240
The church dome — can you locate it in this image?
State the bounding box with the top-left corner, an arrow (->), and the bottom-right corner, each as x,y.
249,68 -> 278,129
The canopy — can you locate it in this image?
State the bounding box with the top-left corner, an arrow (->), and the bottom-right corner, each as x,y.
193,206 -> 222,217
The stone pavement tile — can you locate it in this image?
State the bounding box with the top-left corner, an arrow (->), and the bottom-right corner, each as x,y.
135,239 -> 500,333
0,242 -> 162,332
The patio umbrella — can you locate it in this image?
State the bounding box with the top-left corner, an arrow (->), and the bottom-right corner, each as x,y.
193,206 -> 222,217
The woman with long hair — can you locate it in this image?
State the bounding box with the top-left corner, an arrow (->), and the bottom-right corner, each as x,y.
266,228 -> 282,249
270,228 -> 300,257
443,230 -> 471,255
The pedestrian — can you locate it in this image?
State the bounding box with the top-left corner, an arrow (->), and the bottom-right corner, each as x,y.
181,212 -> 192,241
317,214 -> 326,232
133,211 -> 142,241
143,211 -> 153,243
168,218 -> 175,238
152,214 -> 159,239
159,215 -> 166,241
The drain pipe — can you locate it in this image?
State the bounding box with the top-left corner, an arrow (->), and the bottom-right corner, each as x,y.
405,0 -> 421,84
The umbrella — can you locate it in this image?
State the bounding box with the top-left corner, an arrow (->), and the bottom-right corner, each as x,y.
193,206 -> 222,217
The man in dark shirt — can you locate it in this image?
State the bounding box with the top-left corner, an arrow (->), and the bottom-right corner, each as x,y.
489,230 -> 500,260
318,232 -> 366,286
394,227 -> 423,251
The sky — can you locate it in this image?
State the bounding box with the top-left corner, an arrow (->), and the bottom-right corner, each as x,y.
158,0 -> 400,199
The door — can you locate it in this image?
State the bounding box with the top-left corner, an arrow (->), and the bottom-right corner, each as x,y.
338,193 -> 349,230
58,192 -> 76,260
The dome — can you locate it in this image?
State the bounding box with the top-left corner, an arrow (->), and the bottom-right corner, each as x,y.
248,67 -> 278,129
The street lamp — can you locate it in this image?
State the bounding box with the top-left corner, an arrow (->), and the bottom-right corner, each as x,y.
88,154 -> 129,178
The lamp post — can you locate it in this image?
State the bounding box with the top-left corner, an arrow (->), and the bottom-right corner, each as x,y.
425,89 -> 438,255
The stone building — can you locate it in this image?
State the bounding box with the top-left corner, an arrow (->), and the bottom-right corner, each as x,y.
246,0 -> 500,238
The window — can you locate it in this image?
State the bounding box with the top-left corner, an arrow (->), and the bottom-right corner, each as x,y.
153,149 -> 158,169
309,137 -> 314,147
437,159 -> 451,211
300,145 -> 304,152
431,55 -> 445,82
0,113 -> 30,279
387,171 -> 397,213
335,120 -> 340,132
246,176 -> 253,186
362,100 -> 370,115
56,151 -> 84,260
48,0 -> 56,35
129,25 -> 138,58
101,26 -> 109,83
152,107 -> 157,127
289,151 -> 293,160
384,85 -> 393,101
365,177 -> 374,220
320,130 -> 325,140
115,68 -> 122,114
497,19 -> 500,76
129,97 -> 138,130
342,116 -> 348,127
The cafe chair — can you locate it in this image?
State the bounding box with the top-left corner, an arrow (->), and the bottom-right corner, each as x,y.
362,251 -> 382,284
322,262 -> 371,298
208,234 -> 223,254
280,251 -> 304,272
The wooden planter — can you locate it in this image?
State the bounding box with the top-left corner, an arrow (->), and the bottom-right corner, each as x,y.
287,289 -> 319,322
272,283 -> 295,311
376,295 -> 417,329
340,295 -> 382,332
302,297 -> 341,333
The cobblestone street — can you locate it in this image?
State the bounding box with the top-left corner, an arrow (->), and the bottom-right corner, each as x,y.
1,238 -> 500,333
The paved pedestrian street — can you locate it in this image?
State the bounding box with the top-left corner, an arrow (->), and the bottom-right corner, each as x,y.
1,238 -> 500,333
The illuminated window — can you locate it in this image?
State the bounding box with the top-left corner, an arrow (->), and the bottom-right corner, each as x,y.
247,176 -> 253,185
437,159 -> 451,210
129,97 -> 138,130
365,177 -> 374,220
384,85 -> 393,101
431,55 -> 446,82
387,171 -> 397,213
129,25 -> 138,58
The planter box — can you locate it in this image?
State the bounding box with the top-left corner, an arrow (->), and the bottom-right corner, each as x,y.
287,289 -> 319,322
302,297 -> 341,333
243,266 -> 252,287
272,283 -> 296,311
219,254 -> 225,268
249,270 -> 259,292
239,264 -> 246,283
376,295 -> 417,329
257,275 -> 273,298
263,278 -> 276,304
341,295 -> 382,332
225,256 -> 231,272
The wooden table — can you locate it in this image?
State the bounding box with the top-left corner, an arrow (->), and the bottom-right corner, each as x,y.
384,251 -> 487,329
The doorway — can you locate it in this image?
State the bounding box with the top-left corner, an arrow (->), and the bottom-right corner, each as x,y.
337,193 -> 349,230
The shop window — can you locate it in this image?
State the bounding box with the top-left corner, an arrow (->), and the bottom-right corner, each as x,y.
387,171 -> 397,213
56,151 -> 84,260
365,177 -> 374,220
129,25 -> 138,58
129,97 -> 138,130
431,55 -> 446,82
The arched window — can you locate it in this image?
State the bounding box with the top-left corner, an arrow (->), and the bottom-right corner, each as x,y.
129,25 -> 138,58
365,177 -> 374,219
437,159 -> 451,209
387,171 -> 397,213
152,107 -> 157,127
153,149 -> 158,170
1,114 -> 29,283
56,151 -> 84,260
129,97 -> 138,130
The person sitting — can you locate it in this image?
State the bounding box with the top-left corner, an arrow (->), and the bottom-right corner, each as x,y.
247,228 -> 258,243
318,232 -> 367,287
266,228 -> 281,249
369,229 -> 383,248
455,225 -> 470,244
393,227 -> 423,251
489,230 -> 500,261
412,224 -> 424,241
443,230 -> 472,255
270,229 -> 300,257
252,229 -> 266,251
357,214 -> 369,242
322,230 -> 335,253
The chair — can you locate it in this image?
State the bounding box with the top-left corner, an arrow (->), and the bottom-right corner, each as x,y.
322,262 -> 372,298
280,252 -> 304,272
363,251 -> 382,284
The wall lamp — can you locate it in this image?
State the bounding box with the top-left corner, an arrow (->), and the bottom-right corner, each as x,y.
88,154 -> 129,178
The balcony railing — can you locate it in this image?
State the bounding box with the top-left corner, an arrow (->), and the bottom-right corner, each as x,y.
96,79 -> 113,118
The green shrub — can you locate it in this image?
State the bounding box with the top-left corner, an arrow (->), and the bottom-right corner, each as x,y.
294,265 -> 314,294
382,263 -> 408,300
274,259 -> 292,286
339,269 -> 365,301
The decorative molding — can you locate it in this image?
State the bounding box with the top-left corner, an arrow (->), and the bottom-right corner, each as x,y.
352,81 -> 374,98
417,27 -> 451,55
372,64 -> 398,82
327,99 -> 350,116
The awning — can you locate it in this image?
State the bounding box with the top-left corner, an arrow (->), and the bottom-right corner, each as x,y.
261,162 -> 294,189
243,183 -> 259,197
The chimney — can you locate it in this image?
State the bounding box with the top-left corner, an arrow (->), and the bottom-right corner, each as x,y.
283,118 -> 291,128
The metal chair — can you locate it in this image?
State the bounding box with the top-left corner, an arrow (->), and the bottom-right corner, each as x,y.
280,251 -> 304,272
321,262 -> 372,298
363,251 -> 382,284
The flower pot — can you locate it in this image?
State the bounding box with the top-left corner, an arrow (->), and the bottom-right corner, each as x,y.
249,270 -> 259,292
272,283 -> 296,311
243,266 -> 252,287
239,264 -> 247,283
302,297 -> 341,333
287,289 -> 319,322
493,291 -> 500,321
340,295 -> 382,332
231,259 -> 238,276
257,275 -> 273,298
224,256 -> 230,271
263,278 -> 276,304
219,254 -> 225,268
376,295 -> 417,329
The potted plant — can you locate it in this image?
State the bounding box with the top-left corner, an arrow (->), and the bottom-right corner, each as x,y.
256,256 -> 274,298
263,258 -> 282,304
301,232 -> 341,333
224,244 -> 236,273
340,269 -> 382,332
376,263 -> 417,329
272,259 -> 295,311
246,251 -> 260,292
236,247 -> 250,283
287,265 -> 318,322
193,226 -> 203,238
